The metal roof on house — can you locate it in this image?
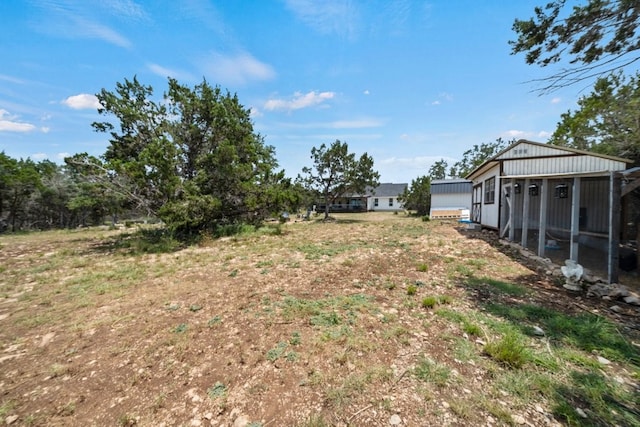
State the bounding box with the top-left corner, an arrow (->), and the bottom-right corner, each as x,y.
431,179 -> 472,194
364,183 -> 408,197
465,139 -> 632,180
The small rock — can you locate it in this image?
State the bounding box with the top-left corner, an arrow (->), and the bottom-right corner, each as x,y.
597,356 -> 611,365
39,332 -> 56,347
623,295 -> 640,306
389,414 -> 402,425
6,415 -> 19,425
586,283 -> 610,298
575,408 -> 588,418
233,415 -> 250,427
441,401 -> 450,409
532,326 -> 545,336
535,404 -> 544,413
512,414 -> 526,424
610,305 -> 623,313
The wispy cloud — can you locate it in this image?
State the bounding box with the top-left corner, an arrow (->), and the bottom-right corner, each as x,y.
30,0 -> 134,48
201,52 -> 275,86
271,117 -> 384,129
62,94 -> 101,110
431,92 -> 454,105
71,17 -> 132,48
0,109 -> 36,132
284,0 -> 359,39
551,97 -> 561,104
101,0 -> 147,21
0,74 -> 26,84
537,131 -> 552,140
265,91 -> 335,112
147,63 -> 195,81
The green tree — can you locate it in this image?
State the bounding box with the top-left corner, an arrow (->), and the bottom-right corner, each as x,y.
428,159 -> 449,180
398,175 -> 431,216
298,140 -> 380,220
0,155 -> 41,231
510,0 -> 640,92
550,71 -> 640,164
90,76 -> 294,235
450,138 -> 509,178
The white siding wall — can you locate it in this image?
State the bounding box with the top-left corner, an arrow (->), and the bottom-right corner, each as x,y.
368,197 -> 404,211
472,164 -> 500,228
431,193 -> 472,209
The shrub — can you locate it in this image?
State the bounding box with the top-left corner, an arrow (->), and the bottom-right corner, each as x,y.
407,284 -> 417,296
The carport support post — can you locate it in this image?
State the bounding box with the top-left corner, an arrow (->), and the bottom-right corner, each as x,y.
608,172 -> 621,283
508,178 -> 515,241
570,177 -> 581,262
537,179 -> 548,257
521,178 -> 530,248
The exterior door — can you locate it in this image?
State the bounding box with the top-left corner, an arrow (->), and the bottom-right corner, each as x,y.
472,184 -> 482,223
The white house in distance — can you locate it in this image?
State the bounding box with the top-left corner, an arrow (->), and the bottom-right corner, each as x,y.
317,183 -> 407,213
430,179 -> 472,219
466,139 -> 636,283
367,183 -> 407,212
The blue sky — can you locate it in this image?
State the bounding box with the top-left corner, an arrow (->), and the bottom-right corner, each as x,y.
1,0 -> 585,183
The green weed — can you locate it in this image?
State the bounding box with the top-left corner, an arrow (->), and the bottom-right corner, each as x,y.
414,356 -> 451,386
484,331 -> 529,368
207,382 -> 227,399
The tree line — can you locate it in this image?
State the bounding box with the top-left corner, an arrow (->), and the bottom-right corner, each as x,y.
1,77 -> 379,235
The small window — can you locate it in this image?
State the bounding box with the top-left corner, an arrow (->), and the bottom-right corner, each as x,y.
389,198 -> 394,207
374,198 -> 379,207
484,177 -> 496,204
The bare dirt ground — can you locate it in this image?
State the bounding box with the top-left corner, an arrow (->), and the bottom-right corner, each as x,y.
1,213 -> 638,426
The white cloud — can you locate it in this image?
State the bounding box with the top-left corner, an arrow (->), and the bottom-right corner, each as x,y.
0,109 -> 36,132
148,63 -> 195,81
250,107 -> 263,118
284,0 -> 359,39
329,119 -> 383,129
32,1 -> 133,48
102,0 -> 147,21
74,18 -> 132,48
62,94 -> 101,110
271,116 -> 383,129
538,131 -> 552,139
41,127 -> 51,133
57,152 -> 71,161
363,90 -> 370,95
430,92 -> 453,106
264,91 -> 335,112
0,74 -> 26,84
202,52 -> 275,86
502,130 -> 528,139
32,153 -> 48,161
551,97 -> 561,104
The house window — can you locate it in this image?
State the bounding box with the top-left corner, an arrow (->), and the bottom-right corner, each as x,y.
484,177 -> 496,204
389,198 -> 394,207
374,198 -> 379,207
